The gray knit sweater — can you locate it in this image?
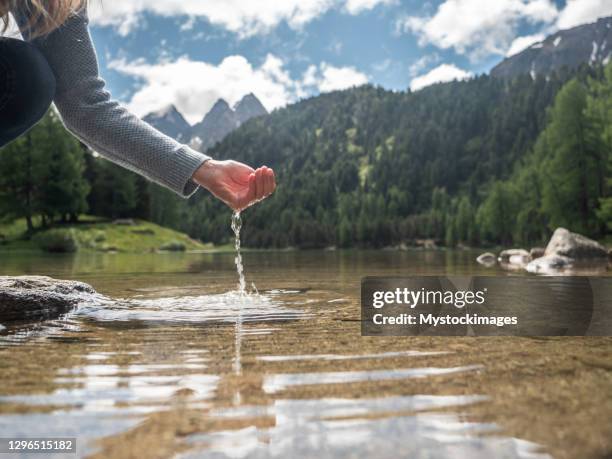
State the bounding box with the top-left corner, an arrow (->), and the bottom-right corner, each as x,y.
16,7 -> 210,197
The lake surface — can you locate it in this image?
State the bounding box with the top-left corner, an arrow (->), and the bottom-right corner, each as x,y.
0,250 -> 611,459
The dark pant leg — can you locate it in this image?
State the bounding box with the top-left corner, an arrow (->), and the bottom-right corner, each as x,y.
0,38 -> 56,147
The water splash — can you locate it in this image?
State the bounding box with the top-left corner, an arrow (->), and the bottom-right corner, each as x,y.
231,211 -> 246,295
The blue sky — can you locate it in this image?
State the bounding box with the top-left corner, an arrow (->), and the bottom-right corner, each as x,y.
86,0 -> 612,124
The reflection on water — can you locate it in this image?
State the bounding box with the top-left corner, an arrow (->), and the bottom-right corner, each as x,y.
182,397 -> 550,459
257,350 -> 449,361
0,411 -> 140,458
2,366 -> 218,408
0,250 -> 609,458
262,365 -> 483,394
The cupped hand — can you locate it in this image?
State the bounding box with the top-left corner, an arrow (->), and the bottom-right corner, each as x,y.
192,159 -> 276,211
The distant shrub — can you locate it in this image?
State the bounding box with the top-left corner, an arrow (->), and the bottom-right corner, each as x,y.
93,231 -> 107,242
74,229 -> 106,249
159,240 -> 186,252
33,229 -> 78,253
131,228 -> 155,235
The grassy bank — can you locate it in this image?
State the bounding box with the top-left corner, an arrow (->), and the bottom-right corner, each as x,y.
0,216 -> 211,253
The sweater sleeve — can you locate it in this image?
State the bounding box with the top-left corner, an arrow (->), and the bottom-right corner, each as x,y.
21,8 -> 209,197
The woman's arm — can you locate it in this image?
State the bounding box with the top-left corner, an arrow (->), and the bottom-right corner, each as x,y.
17,6 -> 209,197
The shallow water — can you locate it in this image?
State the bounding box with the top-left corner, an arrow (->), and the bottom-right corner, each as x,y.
0,250 -> 611,459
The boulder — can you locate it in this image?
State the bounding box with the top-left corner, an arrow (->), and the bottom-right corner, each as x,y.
476,252 -> 497,267
544,228 -> 608,259
415,238 -> 437,249
529,247 -> 545,259
498,249 -> 530,265
0,276 -> 97,322
526,255 -> 572,274
499,260 -> 528,272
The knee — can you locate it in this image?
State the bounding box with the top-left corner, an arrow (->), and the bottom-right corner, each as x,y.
0,39 -> 56,141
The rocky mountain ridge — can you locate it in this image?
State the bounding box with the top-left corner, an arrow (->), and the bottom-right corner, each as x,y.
492,16 -> 612,79
144,93 -> 268,151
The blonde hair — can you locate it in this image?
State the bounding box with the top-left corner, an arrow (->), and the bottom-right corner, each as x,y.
1,0 -> 84,38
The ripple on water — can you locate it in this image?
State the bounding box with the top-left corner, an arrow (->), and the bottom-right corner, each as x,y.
0,353 -> 219,458
257,350 -> 450,362
76,292 -> 308,325
0,363 -> 219,408
180,396 -> 550,459
262,365 -> 484,394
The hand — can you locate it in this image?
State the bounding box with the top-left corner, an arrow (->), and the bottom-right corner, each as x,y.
192,159 -> 276,211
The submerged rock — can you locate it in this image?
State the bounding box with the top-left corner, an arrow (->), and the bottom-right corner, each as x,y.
545,228 -> 608,259
476,252 -> 497,267
0,276 -> 97,322
526,255 -> 573,274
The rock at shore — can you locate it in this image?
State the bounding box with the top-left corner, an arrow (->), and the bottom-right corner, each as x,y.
499,249 -> 531,265
529,247 -> 545,259
478,228 -> 608,274
476,252 -> 497,267
544,228 -> 608,259
0,276 -> 97,322
526,255 -> 573,274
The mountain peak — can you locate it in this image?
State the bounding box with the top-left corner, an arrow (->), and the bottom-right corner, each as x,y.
143,104 -> 191,142
151,104 -> 179,118
235,93 -> 257,105
234,93 -> 268,124
492,16 -> 612,79
211,98 -> 231,111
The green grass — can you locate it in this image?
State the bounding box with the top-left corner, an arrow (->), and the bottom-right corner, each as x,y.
0,216 -> 212,253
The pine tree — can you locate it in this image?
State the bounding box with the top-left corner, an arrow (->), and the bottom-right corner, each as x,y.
477,181 -> 517,245
540,79 -> 600,234
35,110 -> 89,222
0,135 -> 42,231
586,63 -> 612,231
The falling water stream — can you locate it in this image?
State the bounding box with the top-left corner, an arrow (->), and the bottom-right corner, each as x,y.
231,211 -> 246,296
231,211 -> 245,404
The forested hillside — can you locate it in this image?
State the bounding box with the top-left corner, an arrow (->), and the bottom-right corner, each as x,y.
177,64 -> 611,248
1,65 -> 610,249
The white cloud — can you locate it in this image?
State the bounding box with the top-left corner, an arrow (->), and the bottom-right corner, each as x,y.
397,0 -> 558,59
506,33 -> 545,56
305,63 -> 369,92
109,55 -> 368,123
410,63 -> 472,91
372,58 -> 392,72
556,0 -> 612,29
344,0 -> 397,14
328,40 -> 344,55
408,53 -> 441,77
90,0 -> 396,38
180,16 -> 196,32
